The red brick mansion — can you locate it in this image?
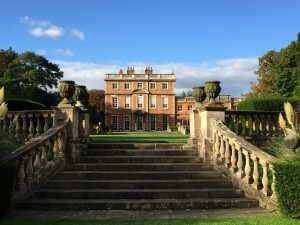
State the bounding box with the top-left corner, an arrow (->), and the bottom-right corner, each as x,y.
105,67 -> 237,131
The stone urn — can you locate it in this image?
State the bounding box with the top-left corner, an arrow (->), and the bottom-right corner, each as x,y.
204,81 -> 221,105
283,134 -> 300,155
74,85 -> 86,107
192,86 -> 206,103
58,80 -> 75,105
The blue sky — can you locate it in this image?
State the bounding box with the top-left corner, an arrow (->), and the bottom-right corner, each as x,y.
1,0 -> 300,97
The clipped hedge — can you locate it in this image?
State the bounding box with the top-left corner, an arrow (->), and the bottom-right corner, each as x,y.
0,162 -> 17,218
273,155 -> 300,218
6,99 -> 47,111
237,96 -> 300,111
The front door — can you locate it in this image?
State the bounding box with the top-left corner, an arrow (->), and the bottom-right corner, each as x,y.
137,116 -> 143,131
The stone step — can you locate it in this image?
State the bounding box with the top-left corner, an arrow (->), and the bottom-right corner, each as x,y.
55,171 -> 222,180
84,149 -> 198,157
88,143 -> 187,150
17,198 -> 259,210
33,188 -> 245,199
64,163 -> 212,171
44,179 -> 233,189
78,156 -> 202,164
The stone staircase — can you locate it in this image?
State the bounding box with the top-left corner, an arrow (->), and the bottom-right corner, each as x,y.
17,143 -> 259,210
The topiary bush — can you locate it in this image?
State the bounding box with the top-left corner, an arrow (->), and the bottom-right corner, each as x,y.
6,99 -> 47,111
273,155 -> 300,218
237,96 -> 300,111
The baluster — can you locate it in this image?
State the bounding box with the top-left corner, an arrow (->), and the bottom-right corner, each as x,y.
2,115 -> 8,132
241,114 -> 247,136
269,164 -> 277,200
8,114 -> 14,136
21,113 -> 29,139
236,145 -> 245,178
259,115 -> 263,134
40,143 -> 48,170
53,135 -> 59,162
252,115 -> 256,137
43,114 -> 50,132
243,150 -> 251,184
237,115 -> 243,135
247,114 -> 253,137
230,143 -> 237,172
58,131 -> 65,160
224,138 -> 231,168
219,135 -> 225,162
261,160 -> 270,195
33,148 -> 41,180
265,115 -> 271,136
28,114 -> 35,138
228,114 -> 235,131
16,155 -> 28,194
14,115 -> 22,139
35,114 -> 43,136
25,150 -> 34,185
251,154 -> 261,189
214,131 -> 220,164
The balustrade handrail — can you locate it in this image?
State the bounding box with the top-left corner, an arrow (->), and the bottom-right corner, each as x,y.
210,118 -> 277,207
7,110 -> 54,114
211,119 -> 277,162
3,121 -> 68,163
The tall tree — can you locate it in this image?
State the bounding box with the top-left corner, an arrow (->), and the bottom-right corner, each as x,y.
276,33 -> 300,97
0,51 -> 63,92
246,50 -> 281,97
88,89 -> 105,123
0,47 -> 18,78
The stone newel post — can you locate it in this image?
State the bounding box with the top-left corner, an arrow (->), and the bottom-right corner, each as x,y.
52,80 -> 90,163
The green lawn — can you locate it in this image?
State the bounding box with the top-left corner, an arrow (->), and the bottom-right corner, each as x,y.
1,216 -> 299,225
90,132 -> 190,144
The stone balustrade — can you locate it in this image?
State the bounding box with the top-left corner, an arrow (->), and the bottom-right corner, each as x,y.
1,110 -> 54,140
225,110 -> 282,137
211,119 -> 277,208
2,121 -> 68,200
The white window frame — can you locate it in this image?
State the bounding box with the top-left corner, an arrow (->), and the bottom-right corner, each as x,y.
188,105 -> 193,110
124,115 -> 131,131
162,96 -> 168,109
150,82 -> 156,90
112,82 -> 118,90
137,96 -> 143,108
112,96 -> 118,109
125,96 -> 130,108
150,95 -> 156,109
137,82 -> 143,89
162,82 -> 168,90
124,83 -> 130,90
177,105 -> 183,112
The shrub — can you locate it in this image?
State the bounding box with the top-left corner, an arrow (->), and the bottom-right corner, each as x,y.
273,155 -> 300,218
6,99 -> 47,111
0,162 -> 17,218
237,96 -> 300,111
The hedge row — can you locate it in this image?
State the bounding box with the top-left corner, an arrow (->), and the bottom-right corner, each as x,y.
273,155 -> 300,218
237,96 -> 300,111
6,99 -> 47,111
0,162 -> 17,218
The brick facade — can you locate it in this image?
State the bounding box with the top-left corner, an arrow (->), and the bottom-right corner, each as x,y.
105,67 -> 176,131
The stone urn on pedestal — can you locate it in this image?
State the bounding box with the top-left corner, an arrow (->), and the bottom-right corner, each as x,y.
192,86 -> 206,109
204,81 -> 222,107
74,85 -> 87,107
58,80 -> 76,106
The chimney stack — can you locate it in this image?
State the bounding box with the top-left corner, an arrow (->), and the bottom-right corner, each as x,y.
145,67 -> 153,75
119,69 -> 123,75
127,67 -> 135,75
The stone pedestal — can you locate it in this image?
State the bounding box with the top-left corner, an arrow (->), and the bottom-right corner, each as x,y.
188,109 -> 201,145
198,106 -> 227,164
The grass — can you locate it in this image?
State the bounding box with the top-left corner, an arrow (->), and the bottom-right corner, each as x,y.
1,216 -> 299,225
90,132 -> 190,144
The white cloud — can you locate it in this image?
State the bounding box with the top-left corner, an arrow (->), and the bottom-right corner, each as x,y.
20,16 -> 85,41
54,58 -> 258,97
70,29 -> 85,41
54,49 -> 74,57
35,49 -> 47,55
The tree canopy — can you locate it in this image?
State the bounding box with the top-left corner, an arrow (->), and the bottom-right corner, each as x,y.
88,89 -> 105,124
245,33 -> 300,98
